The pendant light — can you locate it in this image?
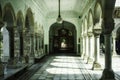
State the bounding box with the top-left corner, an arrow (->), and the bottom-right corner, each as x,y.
56,0 -> 63,23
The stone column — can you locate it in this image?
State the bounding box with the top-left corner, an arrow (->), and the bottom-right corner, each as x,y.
0,21 -> 5,75
100,20 -> 115,80
86,36 -> 89,59
81,36 -> 85,59
30,33 -> 34,57
112,36 -> 117,56
34,34 -> 36,57
100,34 -> 115,80
92,34 -> 101,70
92,22 -> 102,70
37,36 -> 40,52
83,35 -> 87,60
87,35 -> 90,63
100,0 -> 116,79
87,33 -> 93,63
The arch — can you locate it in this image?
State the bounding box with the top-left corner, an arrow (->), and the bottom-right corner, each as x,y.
3,3 -> 16,26
24,8 -> 34,63
88,9 -> 93,30
2,3 -> 16,58
16,11 -> 24,57
94,2 -> 103,24
49,21 -> 77,54
17,11 -> 24,32
25,8 -> 34,32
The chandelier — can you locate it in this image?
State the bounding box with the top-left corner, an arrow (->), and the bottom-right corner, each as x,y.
56,0 -> 63,23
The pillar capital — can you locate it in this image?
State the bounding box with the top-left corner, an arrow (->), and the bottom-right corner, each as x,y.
87,32 -> 93,37
93,22 -> 102,36
102,18 -> 114,35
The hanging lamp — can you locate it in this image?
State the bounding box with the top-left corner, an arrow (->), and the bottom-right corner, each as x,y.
56,0 -> 63,23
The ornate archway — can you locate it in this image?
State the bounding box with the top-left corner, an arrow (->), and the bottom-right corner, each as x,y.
3,3 -> 16,59
49,21 -> 76,54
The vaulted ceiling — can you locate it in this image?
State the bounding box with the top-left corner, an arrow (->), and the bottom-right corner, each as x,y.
31,0 -> 119,19
32,0 -> 89,18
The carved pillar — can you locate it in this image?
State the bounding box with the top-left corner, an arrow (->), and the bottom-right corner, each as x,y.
92,34 -> 101,70
100,20 -> 115,80
100,0 -> 116,79
92,23 -> 102,70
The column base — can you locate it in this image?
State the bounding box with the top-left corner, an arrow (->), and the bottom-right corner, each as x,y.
92,61 -> 101,70
112,52 -> 117,57
83,53 -> 87,60
87,57 -> 93,64
81,53 -> 85,59
100,69 -> 115,80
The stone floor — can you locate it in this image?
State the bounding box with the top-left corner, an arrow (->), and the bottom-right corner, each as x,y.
29,54 -> 120,80
30,55 -> 102,80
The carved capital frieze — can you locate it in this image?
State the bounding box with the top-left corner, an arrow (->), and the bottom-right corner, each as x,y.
102,18 -> 114,34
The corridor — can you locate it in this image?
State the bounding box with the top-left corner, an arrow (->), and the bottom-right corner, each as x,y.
0,0 -> 119,80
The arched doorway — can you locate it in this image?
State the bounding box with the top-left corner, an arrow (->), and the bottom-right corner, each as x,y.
49,21 -> 76,54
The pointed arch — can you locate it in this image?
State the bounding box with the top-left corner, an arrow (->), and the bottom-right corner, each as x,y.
3,2 -> 16,26
17,10 -> 24,32
25,8 -> 34,32
94,2 -> 103,24
88,9 -> 93,30
16,10 -> 24,57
